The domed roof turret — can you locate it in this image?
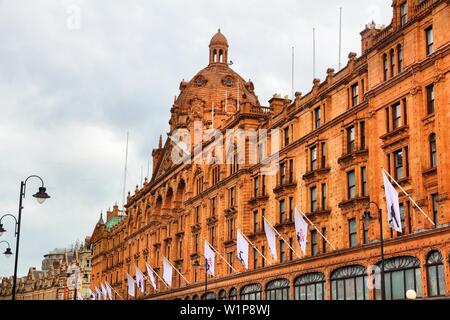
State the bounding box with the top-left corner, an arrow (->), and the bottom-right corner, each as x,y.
209,29 -> 229,47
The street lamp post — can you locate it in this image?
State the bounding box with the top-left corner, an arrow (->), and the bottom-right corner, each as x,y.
0,175 -> 50,300
363,201 -> 386,300
0,240 -> 14,258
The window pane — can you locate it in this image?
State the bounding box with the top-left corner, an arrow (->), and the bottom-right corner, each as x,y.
438,265 -> 446,296
345,278 -> 355,300
337,280 -> 345,300
300,286 -> 306,300
428,266 -> 438,297
317,283 -> 324,300
415,269 -> 422,297
392,271 -> 405,300
307,285 -> 314,300
356,277 -> 364,300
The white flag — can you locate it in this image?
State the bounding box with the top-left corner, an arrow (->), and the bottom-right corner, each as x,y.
88,288 -> 95,300
204,241 -> 215,276
383,171 -> 402,233
126,273 -> 135,297
105,282 -> 113,300
77,292 -> 84,300
145,262 -> 157,291
135,266 -> 145,293
95,287 -> 101,300
263,218 -> 277,261
101,283 -> 107,300
236,230 -> 249,269
162,257 -> 173,287
294,207 -> 308,255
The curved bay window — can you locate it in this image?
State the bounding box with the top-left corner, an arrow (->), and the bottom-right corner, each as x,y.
331,265 -> 368,300
294,272 -> 326,300
266,279 -> 290,300
229,287 -> 238,300
427,251 -> 446,297
376,256 -> 422,300
240,283 -> 262,300
202,292 -> 216,300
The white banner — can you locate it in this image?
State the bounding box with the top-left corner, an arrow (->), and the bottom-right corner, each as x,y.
105,282 -> 113,300
294,207 -> 308,255
126,273 -> 135,297
101,283 -> 107,300
145,262 -> 157,291
263,218 -> 277,261
383,171 -> 402,233
162,257 -> 173,287
237,230 -> 249,269
135,266 -> 145,293
204,241 -> 215,276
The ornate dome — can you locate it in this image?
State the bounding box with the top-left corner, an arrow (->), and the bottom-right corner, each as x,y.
209,29 -> 229,47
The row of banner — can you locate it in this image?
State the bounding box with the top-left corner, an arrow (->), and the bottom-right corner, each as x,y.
90,169 -> 435,299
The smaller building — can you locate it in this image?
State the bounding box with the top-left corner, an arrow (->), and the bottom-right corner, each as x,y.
0,239 -> 93,300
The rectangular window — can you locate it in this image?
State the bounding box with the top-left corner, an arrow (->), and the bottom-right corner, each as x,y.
347,170 -> 356,200
253,210 -> 259,233
210,225 -> 215,246
430,134 -> 437,168
253,248 -> 258,269
310,186 -> 317,213
392,102 -> 401,129
394,149 -> 404,180
289,197 -> 294,221
390,49 -> 395,77
360,121 -> 366,150
383,54 -> 389,81
210,197 -> 217,216
229,187 -> 236,208
262,175 -> 266,196
314,107 -> 321,129
310,146 -> 317,171
289,237 -> 294,261
321,183 -> 327,210
261,246 -> 266,267
351,83 -> 359,107
427,84 -> 435,114
399,203 -> 405,233
289,159 -> 294,183
361,167 -> 367,197
363,219 -> 369,244
261,209 -> 265,231
311,230 -> 318,256
400,2 -> 408,26
284,126 -> 290,146
280,162 -> 286,185
322,227 -> 327,253
347,126 -> 355,153
349,218 -> 357,248
279,199 -> 286,224
321,142 -> 326,168
280,240 -> 286,263
426,26 -> 434,55
228,217 -> 235,240
385,107 -> 390,132
227,252 -> 233,274
253,176 -> 259,198
195,206 -> 200,224
194,234 -> 199,253
398,45 -> 403,72
432,193 -> 439,225
403,98 -> 407,125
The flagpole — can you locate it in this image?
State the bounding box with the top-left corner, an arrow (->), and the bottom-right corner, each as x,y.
381,167 -> 435,226
105,282 -> 124,300
238,230 -> 271,266
165,258 -> 190,284
205,240 -> 238,273
264,218 -> 301,259
146,263 -> 170,289
298,209 -> 336,250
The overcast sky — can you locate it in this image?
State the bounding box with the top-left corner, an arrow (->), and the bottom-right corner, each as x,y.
0,0 -> 392,277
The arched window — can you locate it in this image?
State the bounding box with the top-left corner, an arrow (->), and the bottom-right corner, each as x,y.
240,283 -> 262,300
192,294 -> 199,300
219,49 -> 223,63
397,44 -> 403,72
229,287 -> 238,300
266,279 -> 290,300
294,272 -> 326,300
331,265 -> 368,300
429,133 -> 437,168
218,289 -> 227,300
375,256 -> 422,300
213,49 -> 217,63
383,53 -> 389,81
426,251 -> 446,297
201,292 -> 216,300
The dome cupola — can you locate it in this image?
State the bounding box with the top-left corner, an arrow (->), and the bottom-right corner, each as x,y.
209,29 -> 229,65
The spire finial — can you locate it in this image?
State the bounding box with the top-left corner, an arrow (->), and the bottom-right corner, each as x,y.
159,134 -> 163,148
